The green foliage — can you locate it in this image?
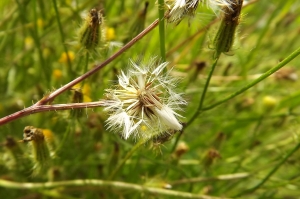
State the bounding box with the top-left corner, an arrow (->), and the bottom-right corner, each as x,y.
1,0 -> 300,198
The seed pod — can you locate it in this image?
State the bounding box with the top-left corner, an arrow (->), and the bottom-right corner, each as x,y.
213,0 -> 243,58
201,148 -> 221,169
79,9 -> 103,50
23,126 -> 54,174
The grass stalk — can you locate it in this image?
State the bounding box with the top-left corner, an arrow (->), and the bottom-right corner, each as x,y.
52,0 -> 73,78
186,56 -> 220,128
0,179 -> 231,199
158,0 -> 166,62
202,46 -> 300,111
108,139 -> 146,180
235,142 -> 300,197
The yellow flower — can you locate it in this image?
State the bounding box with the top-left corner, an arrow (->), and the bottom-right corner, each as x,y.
37,18 -> 44,29
58,51 -> 75,64
106,27 -> 116,41
25,36 -> 34,50
262,96 -> 278,110
52,69 -> 63,80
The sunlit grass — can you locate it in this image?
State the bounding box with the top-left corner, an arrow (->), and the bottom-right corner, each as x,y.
0,0 -> 300,198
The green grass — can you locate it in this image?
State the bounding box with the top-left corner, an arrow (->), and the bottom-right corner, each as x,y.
1,0 -> 300,198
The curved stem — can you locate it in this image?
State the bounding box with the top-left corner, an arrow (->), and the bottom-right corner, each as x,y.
202,46 -> 300,112
235,142 -> 300,197
0,19 -> 159,126
35,19 -> 159,106
108,139 -> 146,180
171,172 -> 249,186
0,179 -> 230,199
0,101 -> 107,125
185,56 -> 220,128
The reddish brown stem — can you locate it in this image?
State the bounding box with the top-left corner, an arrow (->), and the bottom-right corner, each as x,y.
0,101 -> 108,126
36,19 -> 159,106
0,19 -> 159,126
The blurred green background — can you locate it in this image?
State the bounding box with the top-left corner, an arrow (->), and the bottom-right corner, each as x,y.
1,0 -> 300,198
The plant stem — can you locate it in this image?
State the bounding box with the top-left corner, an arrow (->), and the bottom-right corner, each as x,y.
35,19 -> 159,106
158,0 -> 166,62
108,140 -> 145,180
171,172 -> 249,186
52,0 -> 73,77
0,101 -> 107,126
235,142 -> 300,197
202,46 -> 300,112
0,179 -> 230,199
0,19 -> 160,126
186,56 -> 220,128
80,53 -> 90,87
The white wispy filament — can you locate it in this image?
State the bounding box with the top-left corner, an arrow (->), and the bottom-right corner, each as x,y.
104,59 -> 186,140
166,0 -> 233,25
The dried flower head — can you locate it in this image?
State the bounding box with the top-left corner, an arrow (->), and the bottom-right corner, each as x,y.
204,0 -> 233,14
213,0 -> 243,58
78,8 -> 103,50
104,58 -> 186,140
165,0 -> 200,25
165,0 -> 233,25
23,126 -> 55,174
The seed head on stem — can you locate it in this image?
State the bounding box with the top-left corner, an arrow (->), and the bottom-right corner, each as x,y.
104,58 -> 186,140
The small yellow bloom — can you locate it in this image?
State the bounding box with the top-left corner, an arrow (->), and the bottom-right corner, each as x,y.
52,69 -> 63,80
42,129 -> 54,144
262,96 -> 278,110
58,51 -> 75,64
25,36 -> 34,50
43,48 -> 51,59
106,27 -> 116,41
37,18 -> 44,29
72,83 -> 92,102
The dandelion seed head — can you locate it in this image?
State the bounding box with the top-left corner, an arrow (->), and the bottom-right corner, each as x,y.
166,0 -> 200,25
165,0 -> 235,25
104,58 -> 186,140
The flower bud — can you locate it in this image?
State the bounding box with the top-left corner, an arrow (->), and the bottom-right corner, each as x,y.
23,126 -> 54,174
213,0 -> 243,58
174,141 -> 189,158
262,96 -> 278,111
201,148 -> 221,168
78,9 -> 103,50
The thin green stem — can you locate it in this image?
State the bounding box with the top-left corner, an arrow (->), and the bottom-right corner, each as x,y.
171,130 -> 183,153
35,19 -> 159,106
202,46 -> 300,111
52,0 -> 73,78
186,56 -> 220,128
0,179 -> 230,199
235,142 -> 300,197
17,0 -> 50,85
158,0 -> 166,62
80,53 -> 90,88
108,140 -> 145,180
